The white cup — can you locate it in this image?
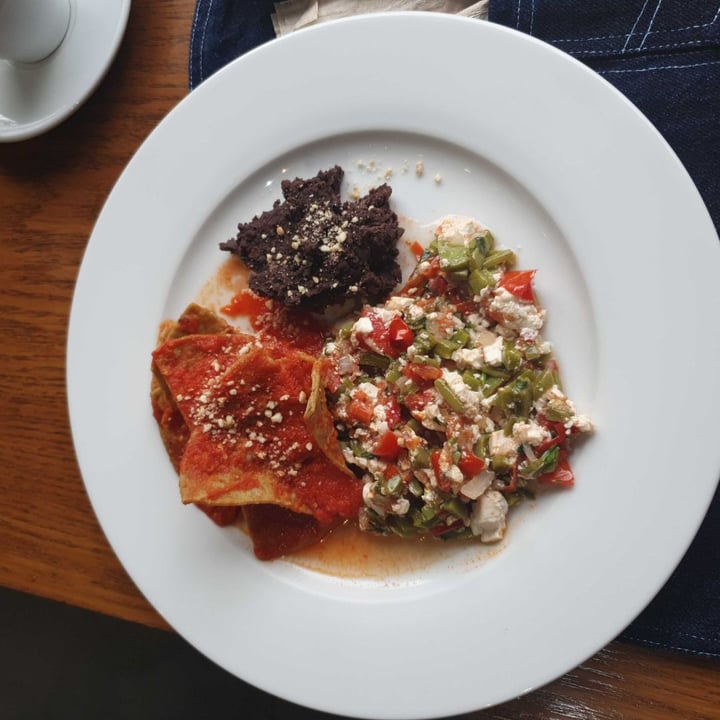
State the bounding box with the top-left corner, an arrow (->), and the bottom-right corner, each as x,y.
0,0 -> 71,64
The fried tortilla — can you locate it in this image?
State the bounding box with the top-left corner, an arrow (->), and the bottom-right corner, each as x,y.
151,305 -> 362,535
305,359 -> 353,476
243,505 -> 339,561
151,304 -> 235,469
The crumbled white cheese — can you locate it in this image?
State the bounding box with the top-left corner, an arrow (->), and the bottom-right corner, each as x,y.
435,216 -> 486,247
474,327 -> 498,346
452,347 -> 484,369
352,316 -> 373,336
442,369 -> 482,416
512,421 -> 550,446
373,307 -> 397,324
536,385 -> 576,417
489,287 -> 546,336
357,382 -> 379,400
566,414 -> 594,433
446,464 -> 464,484
460,469 -> 494,500
483,336 -> 504,366
391,498 -> 410,515
370,403 -> 389,436
470,490 -> 508,541
362,482 -> 388,517
344,446 -> 370,468
385,296 -> 414,312
489,430 -> 518,458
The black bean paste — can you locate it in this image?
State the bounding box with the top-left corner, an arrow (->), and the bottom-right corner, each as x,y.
220,166 -> 403,312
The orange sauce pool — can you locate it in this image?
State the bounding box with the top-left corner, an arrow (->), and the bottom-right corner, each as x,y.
291,522 -> 460,578
194,256 -> 251,318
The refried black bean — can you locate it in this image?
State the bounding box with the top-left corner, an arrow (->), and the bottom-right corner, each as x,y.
219,165 -> 403,312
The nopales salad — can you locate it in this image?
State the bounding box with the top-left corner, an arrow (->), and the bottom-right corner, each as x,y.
322,216 -> 592,543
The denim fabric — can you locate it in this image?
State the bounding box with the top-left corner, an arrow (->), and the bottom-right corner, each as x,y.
189,0 -> 275,90
488,0 -> 720,659
188,0 -> 720,657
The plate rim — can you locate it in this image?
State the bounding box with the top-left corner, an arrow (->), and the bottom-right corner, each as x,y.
67,12 -> 720,718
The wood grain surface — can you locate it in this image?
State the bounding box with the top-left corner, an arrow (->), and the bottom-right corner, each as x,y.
0,2 -> 717,718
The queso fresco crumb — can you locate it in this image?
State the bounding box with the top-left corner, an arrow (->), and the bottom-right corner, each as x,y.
322,216 -> 593,542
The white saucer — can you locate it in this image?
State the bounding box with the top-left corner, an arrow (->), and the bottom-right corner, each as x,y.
0,0 -> 131,142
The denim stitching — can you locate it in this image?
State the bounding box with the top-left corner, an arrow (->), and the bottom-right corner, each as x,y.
529,0 -> 535,36
644,627 -> 720,642
599,59 -> 720,74
189,0 -> 204,88
570,38 -> 710,55
622,0 -> 652,53
639,0 -> 664,50
199,0 -> 216,85
621,635 -> 720,659
549,2 -> 720,44
516,0 -> 521,30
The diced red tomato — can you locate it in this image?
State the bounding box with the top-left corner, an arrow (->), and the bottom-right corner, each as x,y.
357,308 -> 413,358
324,368 -> 343,395
498,270 -> 536,302
360,308 -> 389,351
407,240 -> 425,260
383,463 -> 401,480
430,450 -> 442,483
538,453 -> 575,487
403,362 -> 443,384
458,452 -> 485,477
403,389 -> 436,413
383,394 -> 402,428
401,256 -> 442,293
347,393 -> 374,424
388,315 -> 414,349
536,416 -> 567,454
453,300 -> 477,316
374,431 -> 400,459
427,275 -> 448,295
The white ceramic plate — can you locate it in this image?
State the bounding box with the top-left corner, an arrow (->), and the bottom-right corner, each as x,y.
67,13 -> 720,719
0,0 -> 131,142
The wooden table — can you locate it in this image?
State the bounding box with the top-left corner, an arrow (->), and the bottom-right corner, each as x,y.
1,2 -> 717,717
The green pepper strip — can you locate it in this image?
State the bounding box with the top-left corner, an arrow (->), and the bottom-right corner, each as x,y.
483,249 -> 516,269
474,231 -> 495,255
438,241 -> 470,271
443,496 -> 470,520
469,269 -> 495,295
451,329 -> 471,347
433,338 -> 460,359
409,478 -> 425,496
434,378 -> 466,413
502,344 -> 523,371
519,445 -> 560,479
411,447 -> 431,469
544,403 -> 573,422
359,351 -> 391,370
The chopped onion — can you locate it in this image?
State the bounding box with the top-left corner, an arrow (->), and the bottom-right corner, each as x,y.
460,469 -> 495,500
337,354 -> 356,374
523,443 -> 537,462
